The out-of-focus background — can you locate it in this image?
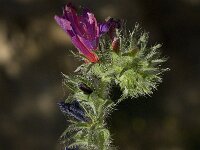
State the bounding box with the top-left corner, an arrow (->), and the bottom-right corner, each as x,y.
0,0 -> 200,149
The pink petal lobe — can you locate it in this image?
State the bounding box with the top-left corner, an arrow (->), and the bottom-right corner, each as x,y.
54,15 -> 74,37
71,36 -> 99,62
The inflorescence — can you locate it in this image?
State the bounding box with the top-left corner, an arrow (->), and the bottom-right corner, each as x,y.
55,3 -> 168,150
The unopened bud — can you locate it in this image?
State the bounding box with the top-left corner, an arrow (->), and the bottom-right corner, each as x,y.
78,83 -> 93,94
112,37 -> 120,53
57,101 -> 89,122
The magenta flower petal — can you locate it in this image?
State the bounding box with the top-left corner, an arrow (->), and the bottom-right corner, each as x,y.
71,36 -> 99,62
79,11 -> 99,50
78,36 -> 99,50
54,15 -> 74,37
63,4 -> 85,36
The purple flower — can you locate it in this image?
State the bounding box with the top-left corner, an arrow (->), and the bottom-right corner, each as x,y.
57,101 -> 89,122
55,3 -> 121,62
55,3 -> 99,62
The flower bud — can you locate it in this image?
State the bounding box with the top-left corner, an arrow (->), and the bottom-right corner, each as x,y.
78,83 -> 93,94
112,37 -> 120,53
57,101 -> 88,122
65,146 -> 78,150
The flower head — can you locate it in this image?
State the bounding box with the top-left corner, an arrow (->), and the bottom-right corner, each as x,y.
55,3 -> 99,62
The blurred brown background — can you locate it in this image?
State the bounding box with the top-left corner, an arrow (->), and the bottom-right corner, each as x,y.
0,0 -> 200,150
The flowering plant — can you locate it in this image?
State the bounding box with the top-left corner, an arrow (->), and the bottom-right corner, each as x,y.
55,3 -> 168,150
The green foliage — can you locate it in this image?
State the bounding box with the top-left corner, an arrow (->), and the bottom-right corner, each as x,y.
59,24 -> 168,150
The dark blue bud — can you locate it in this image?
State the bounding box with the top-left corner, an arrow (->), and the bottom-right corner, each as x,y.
78,83 -> 93,94
57,101 -> 69,113
57,101 -> 88,122
69,101 -> 85,116
65,146 -> 78,150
